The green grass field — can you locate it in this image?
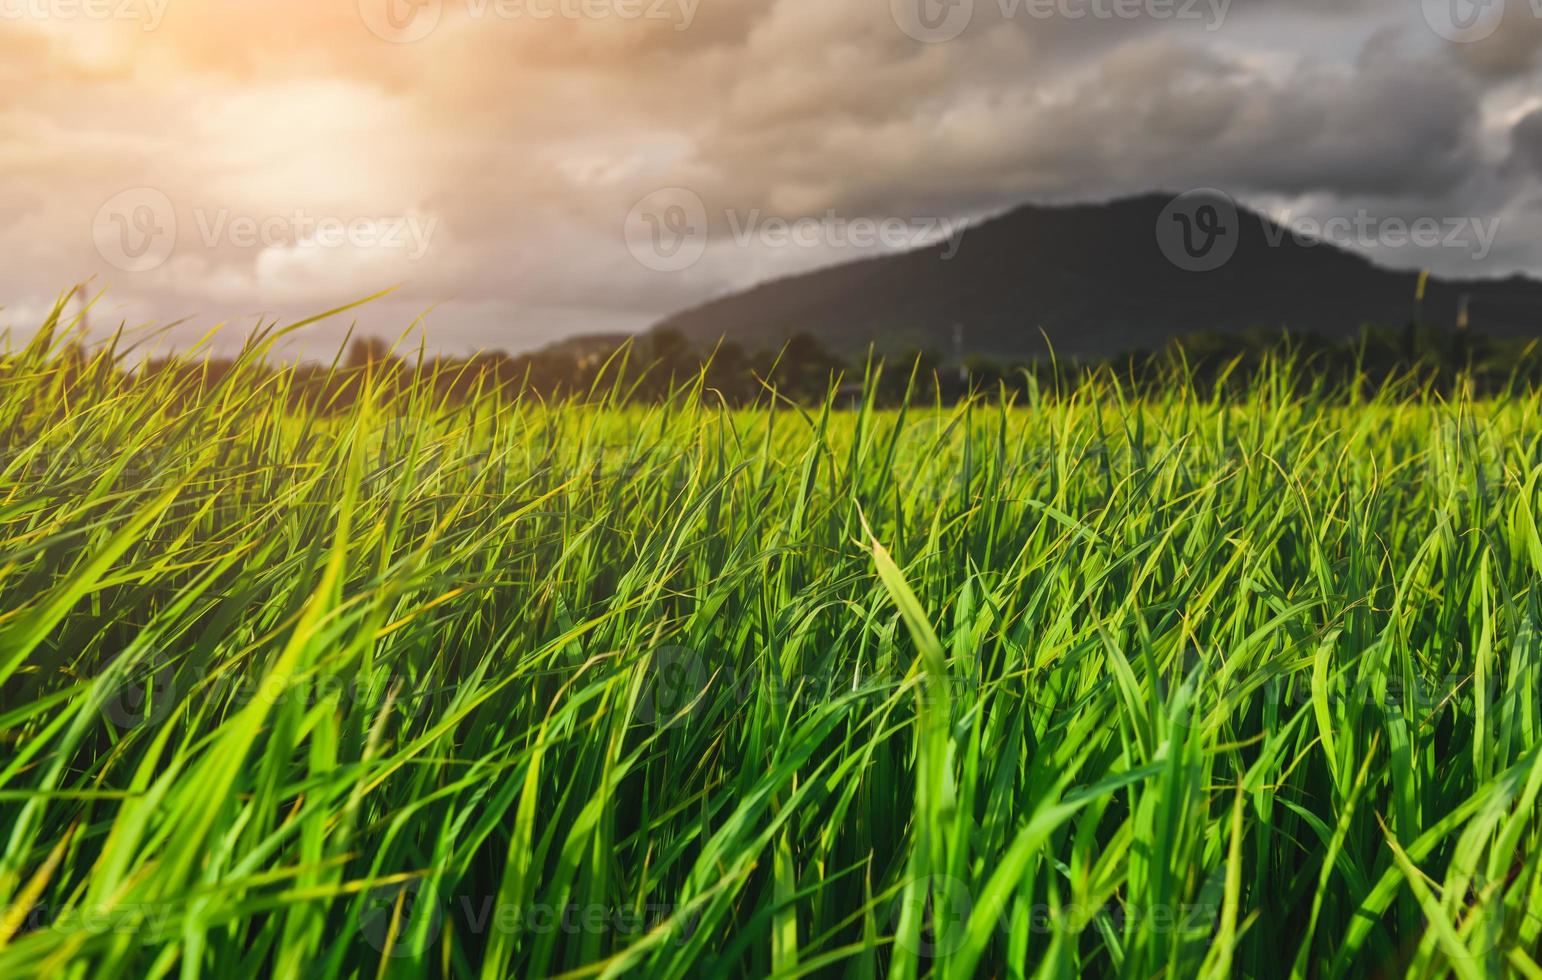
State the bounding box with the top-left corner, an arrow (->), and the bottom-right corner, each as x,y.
2,307 -> 1541,978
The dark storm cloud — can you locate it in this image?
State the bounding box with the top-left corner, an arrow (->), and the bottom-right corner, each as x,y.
1512,109 -> 1542,174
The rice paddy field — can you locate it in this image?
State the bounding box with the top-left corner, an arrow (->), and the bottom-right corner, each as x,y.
2,311 -> 1541,979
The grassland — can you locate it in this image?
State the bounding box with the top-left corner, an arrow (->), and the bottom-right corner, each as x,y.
1,306 -> 1540,978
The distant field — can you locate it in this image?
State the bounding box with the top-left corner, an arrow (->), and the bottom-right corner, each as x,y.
1,316 -> 1540,978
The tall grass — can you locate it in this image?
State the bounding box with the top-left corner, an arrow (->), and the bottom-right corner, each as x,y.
0,300 -> 1539,978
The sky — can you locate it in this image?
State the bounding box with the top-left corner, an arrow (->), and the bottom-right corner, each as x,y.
6,0 -> 1542,357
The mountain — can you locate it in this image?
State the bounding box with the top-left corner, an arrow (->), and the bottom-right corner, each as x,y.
649,193 -> 1542,361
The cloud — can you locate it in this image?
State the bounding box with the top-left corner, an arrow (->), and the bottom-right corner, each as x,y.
1511,108 -> 1542,173
2,0 -> 1540,353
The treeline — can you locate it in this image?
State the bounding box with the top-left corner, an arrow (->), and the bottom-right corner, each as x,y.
120,322 -> 1542,408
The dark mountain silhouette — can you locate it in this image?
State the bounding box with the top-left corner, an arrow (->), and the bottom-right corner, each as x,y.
650,193 -> 1542,360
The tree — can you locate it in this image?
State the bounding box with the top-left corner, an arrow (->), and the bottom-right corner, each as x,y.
347,337 -> 398,370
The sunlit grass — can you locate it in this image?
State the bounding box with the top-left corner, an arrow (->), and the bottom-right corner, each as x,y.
0,299 -> 1540,978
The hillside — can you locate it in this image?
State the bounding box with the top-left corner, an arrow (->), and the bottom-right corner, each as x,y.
651,193 -> 1542,360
